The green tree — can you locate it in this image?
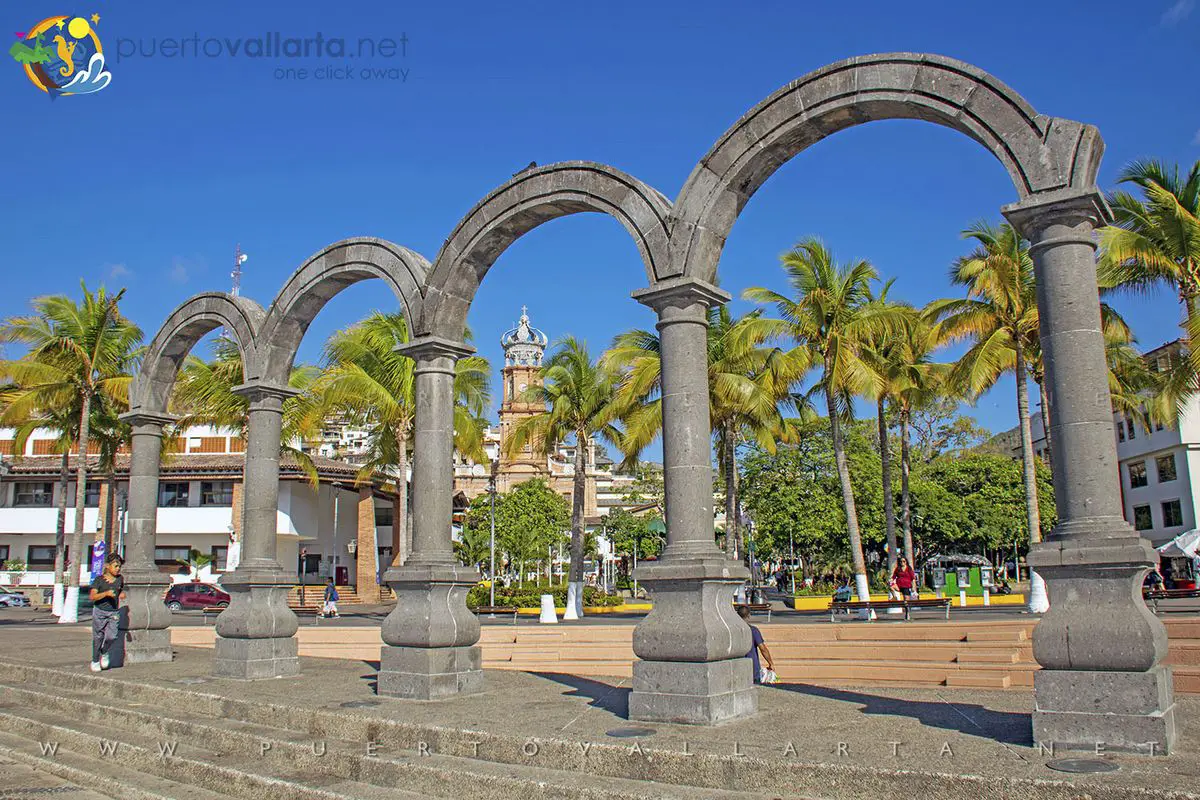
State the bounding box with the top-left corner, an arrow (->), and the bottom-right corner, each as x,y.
603,506 -> 664,566
171,336 -> 322,484
461,479 -> 569,586
310,312 -> 490,565
605,307 -> 805,560
746,238 -> 904,602
0,283 -> 142,623
928,222 -> 1048,611
1098,159 -> 1200,413
506,338 -> 622,616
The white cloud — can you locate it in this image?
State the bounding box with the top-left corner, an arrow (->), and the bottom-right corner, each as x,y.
1194,128 -> 1200,146
1162,0 -> 1195,25
169,260 -> 190,283
106,263 -> 132,281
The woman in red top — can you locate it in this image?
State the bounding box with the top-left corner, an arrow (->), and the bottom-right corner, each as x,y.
890,557 -> 917,600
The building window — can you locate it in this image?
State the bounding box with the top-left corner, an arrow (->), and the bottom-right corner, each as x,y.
201,481 -> 234,507
1157,454 -> 1178,483
27,545 -> 59,566
1162,500 -> 1184,528
1126,417 -> 1136,439
1156,420 -> 1165,432
1133,505 -> 1153,531
210,546 -> 228,571
14,482 -> 53,507
1117,422 -> 1125,443
0,545 -> 9,563
375,505 -> 394,528
154,546 -> 191,566
84,482 -> 101,508
159,482 -> 190,507
1128,461 -> 1148,489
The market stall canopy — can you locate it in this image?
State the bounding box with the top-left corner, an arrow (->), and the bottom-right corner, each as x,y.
1157,529 -> 1200,558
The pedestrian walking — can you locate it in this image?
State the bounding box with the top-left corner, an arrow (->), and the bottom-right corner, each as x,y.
736,604 -> 776,684
321,578 -> 340,618
89,554 -> 125,672
889,556 -> 918,600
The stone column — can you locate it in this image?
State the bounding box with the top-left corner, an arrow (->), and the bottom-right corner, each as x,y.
1005,189 -> 1176,755
378,337 -> 482,699
117,412 -> 176,663
213,382 -> 300,680
627,277 -> 755,724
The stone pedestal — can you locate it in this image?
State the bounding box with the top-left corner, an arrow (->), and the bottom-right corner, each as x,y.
213,565 -> 299,680
122,567 -> 175,664
1028,532 -> 1176,754
629,558 -> 756,724
378,561 -> 482,700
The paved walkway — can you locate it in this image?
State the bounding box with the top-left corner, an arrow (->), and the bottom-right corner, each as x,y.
0,753 -> 112,799
0,624 -> 1195,799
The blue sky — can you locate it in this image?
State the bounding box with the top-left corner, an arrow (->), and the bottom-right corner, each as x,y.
1,0 -> 1197,454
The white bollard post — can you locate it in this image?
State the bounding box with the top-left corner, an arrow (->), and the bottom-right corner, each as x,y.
982,586 -> 991,607
959,589 -> 967,608
539,594 -> 558,624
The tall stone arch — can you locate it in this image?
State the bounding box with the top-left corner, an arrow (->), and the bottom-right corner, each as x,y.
256,237 -> 429,386
671,52 -> 1104,283
131,292 -> 264,414
634,52 -> 1174,752
121,292 -> 263,666
418,161 -> 671,341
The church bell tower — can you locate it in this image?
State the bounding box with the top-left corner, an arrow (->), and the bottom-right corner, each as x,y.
498,307 -> 549,479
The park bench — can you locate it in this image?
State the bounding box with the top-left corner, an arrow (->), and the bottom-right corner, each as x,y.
829,597 -> 951,622
1144,588 -> 1200,612
473,605 -> 520,622
734,602 -> 772,622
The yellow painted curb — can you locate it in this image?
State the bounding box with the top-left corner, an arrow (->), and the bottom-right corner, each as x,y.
511,603 -> 652,615
786,593 -> 1027,610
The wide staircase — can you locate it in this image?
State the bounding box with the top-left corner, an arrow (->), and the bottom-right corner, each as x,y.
481,617 -> 1200,692
0,663 -> 765,800
284,585 -> 394,609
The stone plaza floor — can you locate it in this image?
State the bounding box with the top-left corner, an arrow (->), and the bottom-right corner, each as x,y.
0,622 -> 1197,798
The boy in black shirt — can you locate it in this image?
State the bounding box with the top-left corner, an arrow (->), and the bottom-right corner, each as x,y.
89,554 -> 125,672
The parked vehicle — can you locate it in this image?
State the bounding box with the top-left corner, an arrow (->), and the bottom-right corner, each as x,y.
0,588 -> 30,607
164,582 -> 230,611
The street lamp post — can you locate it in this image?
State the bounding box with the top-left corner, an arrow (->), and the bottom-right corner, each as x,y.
116,489 -> 127,560
488,458 -> 498,613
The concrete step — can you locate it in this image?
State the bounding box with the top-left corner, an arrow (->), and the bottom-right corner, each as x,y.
946,672 -> 1013,689
0,728 -> 239,800
955,650 -> 1021,664
0,680 -> 771,800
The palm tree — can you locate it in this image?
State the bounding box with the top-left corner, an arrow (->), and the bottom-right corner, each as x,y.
746,238 -> 905,604
605,307 -> 805,561
171,336 -> 322,483
892,310 -> 951,569
309,312 -> 490,566
505,337 -> 624,620
0,284 -> 141,623
1098,159 -> 1200,411
927,222 -> 1048,612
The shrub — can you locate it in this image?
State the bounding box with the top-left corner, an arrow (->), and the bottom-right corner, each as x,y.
466,582 -> 623,609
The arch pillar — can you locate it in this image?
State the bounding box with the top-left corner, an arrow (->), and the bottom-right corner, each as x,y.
379,336 -> 482,700
627,277 -> 756,724
1005,189 -> 1176,754
213,381 -> 300,680
117,411 -> 177,664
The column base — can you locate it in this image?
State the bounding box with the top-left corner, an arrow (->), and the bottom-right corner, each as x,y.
123,627 -> 173,664
377,644 -> 483,700
214,635 -> 300,680
212,571 -> 300,680
629,658 -> 757,724
1033,667 -> 1177,755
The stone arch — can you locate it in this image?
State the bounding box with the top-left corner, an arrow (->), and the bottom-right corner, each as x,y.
131,292 -> 264,414
672,52 -> 1105,283
419,162 -> 672,341
256,237 -> 429,385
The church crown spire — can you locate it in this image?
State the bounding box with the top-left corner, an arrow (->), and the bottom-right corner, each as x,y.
501,306 -> 548,366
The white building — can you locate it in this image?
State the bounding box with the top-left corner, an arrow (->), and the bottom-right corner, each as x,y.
0,425 -> 400,598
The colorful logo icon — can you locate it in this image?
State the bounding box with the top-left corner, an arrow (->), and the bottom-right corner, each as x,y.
10,13 -> 109,99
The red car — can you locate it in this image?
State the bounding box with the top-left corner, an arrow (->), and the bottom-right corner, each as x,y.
164,582 -> 230,611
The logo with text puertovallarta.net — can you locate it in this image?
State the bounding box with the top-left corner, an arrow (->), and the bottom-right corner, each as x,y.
10,13 -> 110,99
